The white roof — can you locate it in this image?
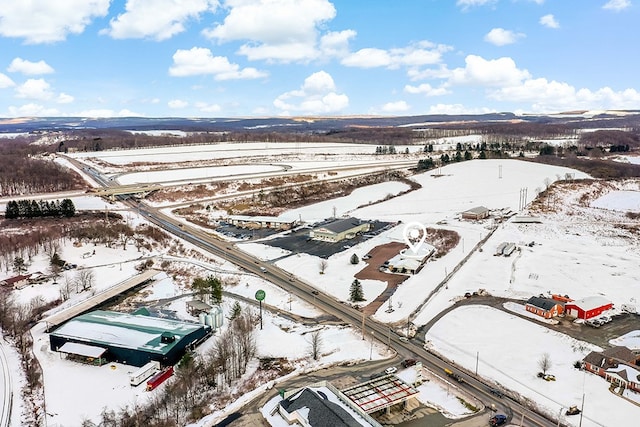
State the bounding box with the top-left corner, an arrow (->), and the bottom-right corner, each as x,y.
568,296 -> 611,311
58,342 -> 107,358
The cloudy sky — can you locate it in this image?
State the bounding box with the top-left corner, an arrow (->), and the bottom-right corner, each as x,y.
0,0 -> 638,118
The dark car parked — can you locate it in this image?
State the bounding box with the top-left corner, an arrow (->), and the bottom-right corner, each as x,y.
402,359 -> 418,368
489,414 -> 507,426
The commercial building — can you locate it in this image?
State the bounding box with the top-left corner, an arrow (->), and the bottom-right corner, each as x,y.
310,217 -> 371,242
275,382 -> 382,427
565,296 -> 613,320
226,215 -> 297,230
461,206 -> 490,220
49,310 -> 211,367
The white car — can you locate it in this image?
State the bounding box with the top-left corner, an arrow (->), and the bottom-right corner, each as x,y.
385,366 -> 397,375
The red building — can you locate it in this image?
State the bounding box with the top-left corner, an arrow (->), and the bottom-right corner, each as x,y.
565,296 -> 613,320
525,296 -> 564,319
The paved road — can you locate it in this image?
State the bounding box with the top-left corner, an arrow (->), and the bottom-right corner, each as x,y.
75,159 -> 557,427
0,340 -> 12,427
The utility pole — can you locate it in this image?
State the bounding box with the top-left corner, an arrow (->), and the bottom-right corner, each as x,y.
475,351 -> 479,376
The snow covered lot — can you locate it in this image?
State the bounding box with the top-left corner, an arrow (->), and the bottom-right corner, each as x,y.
4,141 -> 640,426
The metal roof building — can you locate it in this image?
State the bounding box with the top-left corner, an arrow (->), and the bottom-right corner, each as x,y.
49,310 -> 211,367
342,374 -> 419,414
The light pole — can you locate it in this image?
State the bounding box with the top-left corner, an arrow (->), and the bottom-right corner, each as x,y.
369,331 -> 374,360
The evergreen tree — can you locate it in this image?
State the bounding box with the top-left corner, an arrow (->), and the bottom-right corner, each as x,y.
229,301 -> 242,321
349,279 -> 365,302
350,253 -> 359,265
30,200 -> 42,217
5,200 -> 19,219
464,150 -> 472,161
13,257 -> 26,273
193,275 -> 223,305
479,150 -> 487,159
60,198 -> 75,217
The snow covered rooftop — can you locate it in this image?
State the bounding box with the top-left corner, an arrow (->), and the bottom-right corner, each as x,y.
50,310 -> 206,354
567,296 -> 612,311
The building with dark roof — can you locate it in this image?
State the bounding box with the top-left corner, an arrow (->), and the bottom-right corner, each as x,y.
49,310 -> 211,367
277,382 -> 382,427
525,296 -> 564,319
310,217 -> 370,242
583,346 -> 640,393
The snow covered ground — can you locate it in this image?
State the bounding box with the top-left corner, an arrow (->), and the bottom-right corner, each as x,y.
3,142 -> 640,426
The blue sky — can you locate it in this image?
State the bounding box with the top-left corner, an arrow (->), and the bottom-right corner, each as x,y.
0,0 -> 638,118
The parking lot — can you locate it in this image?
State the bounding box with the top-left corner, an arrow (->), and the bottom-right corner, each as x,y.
264,220 -> 394,258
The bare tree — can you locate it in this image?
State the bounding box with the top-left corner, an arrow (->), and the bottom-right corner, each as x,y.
75,268 -> 95,293
538,352 -> 552,375
60,275 -> 73,301
319,259 -> 328,274
309,330 -> 323,361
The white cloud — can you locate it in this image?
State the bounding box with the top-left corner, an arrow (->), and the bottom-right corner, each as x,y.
341,48 -> 391,68
448,55 -> 531,87
102,0 -> 218,41
15,79 -> 54,100
75,109 -> 143,118
456,0 -> 496,10
168,99 -> 189,109
381,101 -> 410,113
341,41 -> 450,69
320,30 -> 356,58
0,0 -> 110,44
490,78 -> 640,112
202,0 -> 337,62
57,93 -> 74,104
195,102 -> 222,113
169,47 -> 267,80
603,0 -> 631,11
7,103 -> 60,117
408,65 -> 453,81
273,71 -> 348,115
0,73 -> 15,88
427,104 -> 495,115
404,83 -> 449,97
539,14 -> 560,29
7,58 -> 55,75
484,28 -> 525,46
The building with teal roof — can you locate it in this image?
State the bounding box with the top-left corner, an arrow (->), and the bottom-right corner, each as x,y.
49,310 -> 211,367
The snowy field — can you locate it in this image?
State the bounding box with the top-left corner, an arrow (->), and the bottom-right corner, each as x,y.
426,305 -> 638,427
3,143 -> 640,426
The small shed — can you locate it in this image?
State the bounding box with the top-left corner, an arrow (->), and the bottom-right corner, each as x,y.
461,206 -> 490,220
565,296 -> 613,320
525,296 -> 564,319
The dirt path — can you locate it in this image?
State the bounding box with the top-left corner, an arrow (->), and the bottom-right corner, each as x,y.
355,241 -> 410,315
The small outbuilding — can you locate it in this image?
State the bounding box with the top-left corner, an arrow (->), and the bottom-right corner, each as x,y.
461,206 -> 490,220
565,296 -> 613,320
525,296 -> 564,319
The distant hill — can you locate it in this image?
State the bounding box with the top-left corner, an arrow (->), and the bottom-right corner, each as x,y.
1,111 -> 640,134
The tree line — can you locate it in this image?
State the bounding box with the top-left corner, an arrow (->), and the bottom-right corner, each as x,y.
4,198 -> 75,219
